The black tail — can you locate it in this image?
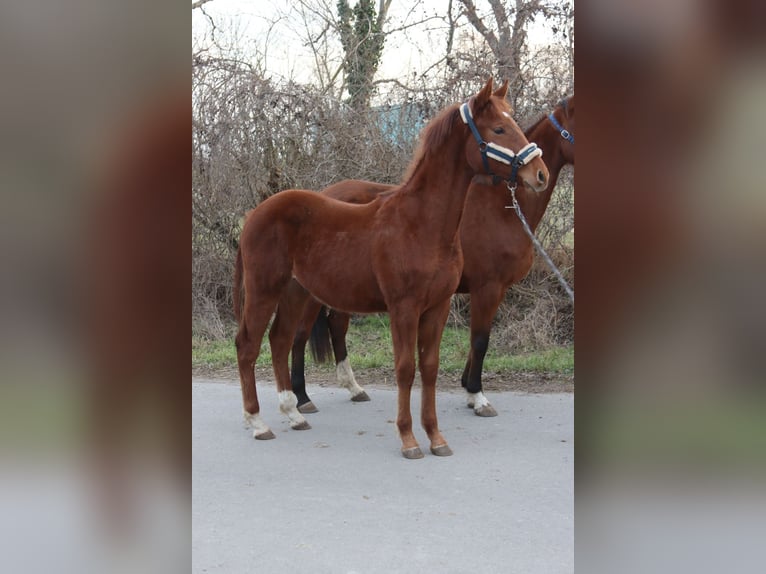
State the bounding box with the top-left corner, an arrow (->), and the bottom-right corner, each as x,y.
308,305 -> 333,364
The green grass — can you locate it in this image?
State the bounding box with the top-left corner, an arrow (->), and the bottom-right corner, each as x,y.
480,345 -> 573,374
192,335 -> 269,371
192,337 -> 234,370
193,315 -> 573,376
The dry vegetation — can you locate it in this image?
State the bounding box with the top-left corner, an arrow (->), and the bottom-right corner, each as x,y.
192,1 -> 573,352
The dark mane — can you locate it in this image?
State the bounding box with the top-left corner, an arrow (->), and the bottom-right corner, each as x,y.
523,96 -> 571,134
523,110 -> 550,135
401,103 -> 461,184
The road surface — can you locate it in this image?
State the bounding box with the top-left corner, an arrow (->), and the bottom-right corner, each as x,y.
193,378 -> 573,573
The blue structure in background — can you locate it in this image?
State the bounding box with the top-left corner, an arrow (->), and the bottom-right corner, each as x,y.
372,102 -> 427,145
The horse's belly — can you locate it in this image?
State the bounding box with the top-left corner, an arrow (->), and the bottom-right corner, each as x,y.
460,244 -> 534,291
293,263 -> 387,314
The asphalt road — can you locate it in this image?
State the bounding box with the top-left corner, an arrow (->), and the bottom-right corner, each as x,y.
192,379 -> 573,574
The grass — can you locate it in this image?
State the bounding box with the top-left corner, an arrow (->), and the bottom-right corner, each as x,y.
192,314 -> 573,377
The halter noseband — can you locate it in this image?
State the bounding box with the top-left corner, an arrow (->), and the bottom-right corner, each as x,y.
548,99 -> 575,145
459,102 -> 542,185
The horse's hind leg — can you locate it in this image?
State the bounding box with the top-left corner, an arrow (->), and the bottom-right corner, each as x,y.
462,284 -> 504,417
291,296 -> 322,414
328,310 -> 369,402
418,299 -> 453,456
270,280 -> 312,431
236,297 -> 279,440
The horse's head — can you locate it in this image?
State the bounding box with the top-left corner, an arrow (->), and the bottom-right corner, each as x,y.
552,94 -> 575,165
461,78 -> 549,192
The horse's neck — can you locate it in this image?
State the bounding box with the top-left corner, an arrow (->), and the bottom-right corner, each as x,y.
517,125 -> 569,231
398,145 -> 474,242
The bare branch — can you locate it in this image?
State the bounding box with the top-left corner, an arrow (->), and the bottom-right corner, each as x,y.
376,0 -> 394,29
488,0 -> 510,45
419,55 -> 450,79
192,0 -> 214,10
446,0 -> 455,57
384,15 -> 443,35
372,77 -> 419,92
458,0 -> 499,53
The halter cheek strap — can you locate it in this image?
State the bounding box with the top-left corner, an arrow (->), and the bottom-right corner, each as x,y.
548,111 -> 575,145
459,102 -> 542,184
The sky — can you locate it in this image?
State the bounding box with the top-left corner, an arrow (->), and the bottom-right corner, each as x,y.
192,0 -> 570,85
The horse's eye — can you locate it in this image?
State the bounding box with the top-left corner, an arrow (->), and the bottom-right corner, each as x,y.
493,127 -> 505,134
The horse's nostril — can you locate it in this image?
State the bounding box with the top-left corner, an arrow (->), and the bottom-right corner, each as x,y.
537,170 -> 546,184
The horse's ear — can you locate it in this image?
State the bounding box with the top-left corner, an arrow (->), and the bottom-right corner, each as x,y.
474,77 -> 494,109
492,79 -> 509,100
566,94 -> 575,115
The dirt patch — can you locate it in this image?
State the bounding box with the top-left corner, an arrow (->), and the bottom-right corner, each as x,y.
193,364 -> 573,394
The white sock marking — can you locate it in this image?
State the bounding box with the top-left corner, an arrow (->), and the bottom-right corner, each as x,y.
278,390 -> 307,427
336,358 -> 365,398
467,391 -> 490,410
243,411 -> 271,437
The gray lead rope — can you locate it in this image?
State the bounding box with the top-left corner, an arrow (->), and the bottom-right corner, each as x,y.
506,183 -> 575,304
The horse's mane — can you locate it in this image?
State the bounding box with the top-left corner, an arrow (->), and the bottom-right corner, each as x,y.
400,103 -> 461,184
524,95 -> 572,135
524,112 -> 549,137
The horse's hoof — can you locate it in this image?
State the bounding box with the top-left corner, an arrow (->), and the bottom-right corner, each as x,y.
291,420 -> 312,431
430,444 -> 453,457
254,430 -> 276,440
401,447 -> 424,459
474,404 -> 498,417
298,401 -> 318,414
351,391 -> 370,402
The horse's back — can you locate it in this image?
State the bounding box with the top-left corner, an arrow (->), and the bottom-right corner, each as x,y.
246,188 -> 380,228
322,179 -> 394,204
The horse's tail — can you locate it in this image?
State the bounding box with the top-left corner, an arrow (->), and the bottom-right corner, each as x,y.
308,306 -> 333,364
233,245 -> 244,325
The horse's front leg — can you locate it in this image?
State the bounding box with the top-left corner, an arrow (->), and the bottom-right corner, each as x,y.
388,306 -> 421,459
418,299 -> 453,456
463,283 -> 505,417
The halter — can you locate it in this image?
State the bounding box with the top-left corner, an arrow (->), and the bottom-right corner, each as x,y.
459,102 -> 542,185
548,102 -> 575,145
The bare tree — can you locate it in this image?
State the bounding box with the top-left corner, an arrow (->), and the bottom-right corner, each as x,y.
456,0 -> 572,107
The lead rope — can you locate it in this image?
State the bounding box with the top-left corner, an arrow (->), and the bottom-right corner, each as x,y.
506,182 -> 575,304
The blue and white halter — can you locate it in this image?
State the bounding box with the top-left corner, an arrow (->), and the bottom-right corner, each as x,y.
459,102 -> 542,185
547,99 -> 574,145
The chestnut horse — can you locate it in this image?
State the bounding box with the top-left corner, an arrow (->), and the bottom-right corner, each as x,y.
233,78 -> 549,458
290,96 -> 574,417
